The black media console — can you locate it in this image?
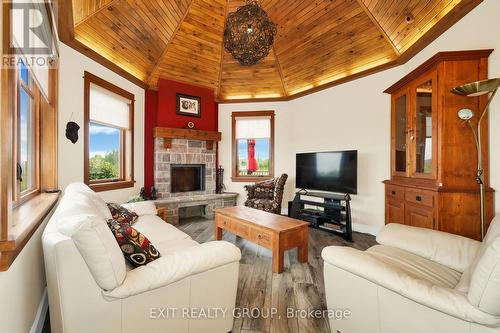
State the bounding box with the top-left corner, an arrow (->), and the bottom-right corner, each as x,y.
289,190 -> 353,241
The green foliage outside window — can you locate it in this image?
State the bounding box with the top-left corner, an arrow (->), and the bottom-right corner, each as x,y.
89,150 -> 120,180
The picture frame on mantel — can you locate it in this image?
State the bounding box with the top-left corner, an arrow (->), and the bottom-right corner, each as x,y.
176,93 -> 201,117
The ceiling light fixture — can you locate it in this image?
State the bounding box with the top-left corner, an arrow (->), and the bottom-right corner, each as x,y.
223,0 -> 277,66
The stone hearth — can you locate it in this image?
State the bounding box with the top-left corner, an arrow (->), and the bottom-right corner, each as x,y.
155,193 -> 238,225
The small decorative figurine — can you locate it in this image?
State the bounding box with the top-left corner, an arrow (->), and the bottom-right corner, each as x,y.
150,186 -> 158,200
216,166 -> 225,194
139,187 -> 147,200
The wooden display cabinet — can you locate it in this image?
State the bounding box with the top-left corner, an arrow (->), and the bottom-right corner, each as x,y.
383,50 -> 495,240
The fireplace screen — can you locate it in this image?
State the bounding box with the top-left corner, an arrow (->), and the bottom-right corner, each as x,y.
171,164 -> 206,193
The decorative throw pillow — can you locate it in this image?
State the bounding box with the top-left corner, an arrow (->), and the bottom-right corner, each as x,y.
107,203 -> 138,225
107,219 -> 161,267
254,182 -> 275,200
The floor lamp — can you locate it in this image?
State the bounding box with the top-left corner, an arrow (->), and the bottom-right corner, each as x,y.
452,78 -> 500,240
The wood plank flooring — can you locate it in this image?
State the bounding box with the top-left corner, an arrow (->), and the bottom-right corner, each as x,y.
178,217 -> 377,333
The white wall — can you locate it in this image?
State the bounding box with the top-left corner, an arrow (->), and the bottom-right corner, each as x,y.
58,43 -> 145,203
0,4 -> 48,332
219,0 -> 500,235
0,216 -> 51,332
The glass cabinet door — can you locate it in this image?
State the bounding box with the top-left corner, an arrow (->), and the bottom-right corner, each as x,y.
393,93 -> 407,174
413,76 -> 435,177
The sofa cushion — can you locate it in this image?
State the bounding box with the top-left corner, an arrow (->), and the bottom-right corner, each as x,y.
107,203 -> 138,225
468,236 -> 500,315
53,191 -> 104,221
57,214 -> 127,291
107,219 -> 161,267
367,245 -> 461,288
154,238 -> 199,254
456,215 -> 500,292
132,215 -> 191,245
120,201 -> 157,216
64,182 -> 112,220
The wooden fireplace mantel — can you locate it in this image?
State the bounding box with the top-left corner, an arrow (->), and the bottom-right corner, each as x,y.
153,127 -> 222,150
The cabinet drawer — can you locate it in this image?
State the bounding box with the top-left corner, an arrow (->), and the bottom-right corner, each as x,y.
248,228 -> 272,248
385,185 -> 405,200
405,188 -> 434,207
217,217 -> 249,237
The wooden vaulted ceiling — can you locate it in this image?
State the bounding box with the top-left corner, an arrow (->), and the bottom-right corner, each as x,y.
62,0 -> 483,102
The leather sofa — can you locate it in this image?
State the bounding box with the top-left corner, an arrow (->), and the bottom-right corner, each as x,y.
43,183 -> 241,333
322,218 -> 500,333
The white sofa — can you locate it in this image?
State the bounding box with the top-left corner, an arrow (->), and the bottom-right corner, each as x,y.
43,183 -> 241,333
322,217 -> 500,333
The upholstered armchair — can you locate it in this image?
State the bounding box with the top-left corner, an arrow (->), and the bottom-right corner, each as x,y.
244,174 -> 288,214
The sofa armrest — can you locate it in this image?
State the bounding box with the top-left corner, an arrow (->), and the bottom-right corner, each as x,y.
120,201 -> 157,216
377,223 -> 481,272
322,246 -> 500,327
103,241 -> 241,300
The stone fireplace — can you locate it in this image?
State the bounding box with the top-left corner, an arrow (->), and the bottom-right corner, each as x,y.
154,138 -> 215,198
153,127 -> 237,224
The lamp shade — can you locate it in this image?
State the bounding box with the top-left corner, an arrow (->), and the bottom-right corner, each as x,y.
451,78 -> 500,97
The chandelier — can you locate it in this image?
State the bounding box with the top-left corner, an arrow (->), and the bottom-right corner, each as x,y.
223,0 -> 277,66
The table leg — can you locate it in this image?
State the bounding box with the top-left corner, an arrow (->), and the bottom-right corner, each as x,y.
272,240 -> 284,273
298,228 -> 308,263
298,243 -> 308,263
215,226 -> 223,241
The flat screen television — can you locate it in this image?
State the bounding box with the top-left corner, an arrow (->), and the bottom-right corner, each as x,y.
296,150 -> 358,194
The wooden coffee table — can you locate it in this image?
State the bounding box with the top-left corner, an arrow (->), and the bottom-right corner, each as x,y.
214,206 -> 309,273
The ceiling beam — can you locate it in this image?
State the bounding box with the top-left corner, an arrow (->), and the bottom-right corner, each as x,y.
146,0 -> 196,88
355,0 -> 401,56
215,0 -> 230,99
273,48 -> 288,97
56,0 -> 75,43
74,0 -> 121,28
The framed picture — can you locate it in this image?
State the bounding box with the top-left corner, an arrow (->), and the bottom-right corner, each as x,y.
176,93 -> 201,117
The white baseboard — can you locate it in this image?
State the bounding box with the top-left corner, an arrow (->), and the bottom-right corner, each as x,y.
30,288 -> 48,333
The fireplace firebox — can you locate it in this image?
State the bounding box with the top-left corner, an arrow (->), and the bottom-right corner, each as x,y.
171,164 -> 206,193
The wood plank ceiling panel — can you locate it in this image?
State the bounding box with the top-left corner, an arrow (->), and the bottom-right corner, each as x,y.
148,0 -> 227,89
73,0 -> 191,81
270,0 -> 398,95
68,0 -> 483,101
362,0 -> 465,53
72,0 -> 115,24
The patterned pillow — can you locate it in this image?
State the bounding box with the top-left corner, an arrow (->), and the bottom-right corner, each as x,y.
107,219 -> 161,267
254,182 -> 275,200
107,203 -> 138,225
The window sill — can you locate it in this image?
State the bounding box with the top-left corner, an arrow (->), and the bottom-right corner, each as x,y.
231,176 -> 273,183
88,180 -> 135,192
0,192 -> 60,271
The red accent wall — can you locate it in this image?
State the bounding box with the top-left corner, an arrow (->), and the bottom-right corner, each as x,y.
144,89 -> 158,193
157,79 -> 217,130
144,79 -> 218,194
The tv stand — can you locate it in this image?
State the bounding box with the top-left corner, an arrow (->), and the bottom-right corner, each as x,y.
290,191 -> 352,241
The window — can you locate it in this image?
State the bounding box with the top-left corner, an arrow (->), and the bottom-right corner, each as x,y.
1,0 -> 59,271
84,72 -> 134,191
232,111 -> 274,182
13,59 -> 40,205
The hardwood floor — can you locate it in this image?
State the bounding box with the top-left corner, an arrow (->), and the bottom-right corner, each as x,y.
178,217 -> 377,333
